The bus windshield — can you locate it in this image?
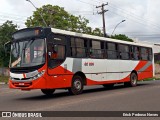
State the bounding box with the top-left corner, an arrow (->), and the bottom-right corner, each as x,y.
10,39 -> 45,68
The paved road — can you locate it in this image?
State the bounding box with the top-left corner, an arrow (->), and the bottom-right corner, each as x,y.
0,80 -> 160,120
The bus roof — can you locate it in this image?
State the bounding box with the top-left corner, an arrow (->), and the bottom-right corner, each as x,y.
51,28 -> 152,48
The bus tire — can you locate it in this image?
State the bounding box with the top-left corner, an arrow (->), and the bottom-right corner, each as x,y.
41,89 -> 55,96
68,75 -> 84,95
103,84 -> 114,89
124,72 -> 137,87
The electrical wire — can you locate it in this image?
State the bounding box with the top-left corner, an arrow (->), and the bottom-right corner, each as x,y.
108,4 -> 160,30
75,0 -> 96,6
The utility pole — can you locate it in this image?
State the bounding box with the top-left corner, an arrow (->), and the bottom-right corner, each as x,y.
96,3 -> 108,37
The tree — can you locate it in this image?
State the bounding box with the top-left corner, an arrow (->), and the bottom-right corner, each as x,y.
111,34 -> 133,42
0,21 -> 18,67
25,4 -> 135,42
25,5 -> 90,33
25,4 -> 106,36
92,28 -> 103,36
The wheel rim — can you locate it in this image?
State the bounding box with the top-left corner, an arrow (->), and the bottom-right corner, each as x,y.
131,74 -> 137,85
74,79 -> 82,91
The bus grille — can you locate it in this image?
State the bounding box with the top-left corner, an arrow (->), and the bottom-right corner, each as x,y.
12,78 -> 31,81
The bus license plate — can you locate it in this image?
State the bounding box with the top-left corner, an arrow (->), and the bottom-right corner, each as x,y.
19,83 -> 24,86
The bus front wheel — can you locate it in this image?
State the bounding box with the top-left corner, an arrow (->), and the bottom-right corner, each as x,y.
124,72 -> 137,87
68,76 -> 84,95
41,89 -> 55,96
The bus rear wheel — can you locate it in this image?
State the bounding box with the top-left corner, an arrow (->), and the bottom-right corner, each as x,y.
41,89 -> 55,96
68,75 -> 84,95
124,72 -> 137,87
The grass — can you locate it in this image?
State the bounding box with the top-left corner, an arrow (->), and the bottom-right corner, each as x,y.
143,77 -> 160,81
0,76 -> 9,83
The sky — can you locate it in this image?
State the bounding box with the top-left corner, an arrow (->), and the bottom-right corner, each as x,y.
0,0 -> 160,43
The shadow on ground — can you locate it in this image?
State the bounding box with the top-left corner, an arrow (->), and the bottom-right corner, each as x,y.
16,82 -> 153,101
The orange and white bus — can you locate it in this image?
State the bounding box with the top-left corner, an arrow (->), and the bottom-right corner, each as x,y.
9,27 -> 154,95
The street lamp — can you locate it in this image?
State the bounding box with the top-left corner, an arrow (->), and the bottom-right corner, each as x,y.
26,0 -> 48,27
111,20 -> 126,35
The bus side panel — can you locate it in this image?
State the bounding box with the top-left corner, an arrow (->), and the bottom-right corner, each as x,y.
134,61 -> 153,80
138,64 -> 153,80
106,60 -> 119,81
118,60 -> 139,80
82,59 -> 107,81
46,58 -> 74,88
86,60 -> 153,85
46,74 -> 73,89
45,58 -> 153,88
86,74 -> 130,85
47,58 -> 74,75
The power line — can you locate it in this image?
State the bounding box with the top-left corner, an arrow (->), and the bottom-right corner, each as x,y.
0,19 -> 25,24
108,4 -> 160,30
74,0 -> 160,32
107,10 -> 160,32
75,0 -> 96,6
0,15 -> 26,21
0,12 -> 28,18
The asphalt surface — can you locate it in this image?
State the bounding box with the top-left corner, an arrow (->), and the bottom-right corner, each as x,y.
1,80 -> 160,120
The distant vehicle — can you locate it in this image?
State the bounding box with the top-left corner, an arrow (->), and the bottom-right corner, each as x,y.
8,27 -> 154,95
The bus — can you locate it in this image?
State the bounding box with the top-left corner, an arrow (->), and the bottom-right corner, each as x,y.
9,27 -> 154,95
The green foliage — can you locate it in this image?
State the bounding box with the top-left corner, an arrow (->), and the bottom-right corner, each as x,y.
25,5 -> 87,32
92,28 -> 103,36
155,61 -> 160,64
143,77 -> 160,81
0,21 -> 18,67
111,34 -> 133,42
25,4 -> 104,36
0,76 -> 9,83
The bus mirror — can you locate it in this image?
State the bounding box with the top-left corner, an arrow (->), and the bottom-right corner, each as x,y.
4,41 -> 11,56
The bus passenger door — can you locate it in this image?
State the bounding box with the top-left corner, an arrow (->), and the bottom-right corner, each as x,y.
46,33 -> 71,88
46,33 -> 67,75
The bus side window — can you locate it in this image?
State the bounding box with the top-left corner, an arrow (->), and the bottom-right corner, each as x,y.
50,46 -> 58,59
89,40 -> 104,59
141,47 -> 149,60
133,46 -> 140,60
148,48 -> 152,61
70,37 -> 87,58
130,46 -> 134,60
118,44 -> 130,60
48,43 -> 65,69
106,42 -> 118,59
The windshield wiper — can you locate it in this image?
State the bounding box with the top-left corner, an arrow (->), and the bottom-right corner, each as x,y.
23,39 -> 35,51
16,39 -> 35,62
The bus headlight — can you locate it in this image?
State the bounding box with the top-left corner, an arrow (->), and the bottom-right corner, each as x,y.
32,70 -> 45,80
